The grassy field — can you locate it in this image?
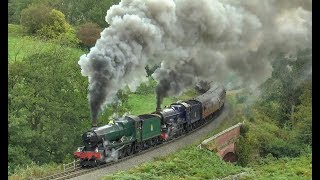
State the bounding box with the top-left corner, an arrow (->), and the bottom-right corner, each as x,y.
103,146 -> 244,179
127,89 -> 197,115
127,93 -> 174,115
8,35 -> 85,63
8,24 -> 85,63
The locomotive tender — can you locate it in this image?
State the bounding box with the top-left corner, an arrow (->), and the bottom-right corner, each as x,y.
74,84 -> 226,167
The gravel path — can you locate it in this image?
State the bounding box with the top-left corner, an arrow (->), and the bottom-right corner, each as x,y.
72,104 -> 230,180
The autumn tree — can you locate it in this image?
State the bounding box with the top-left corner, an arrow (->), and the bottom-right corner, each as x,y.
76,22 -> 102,49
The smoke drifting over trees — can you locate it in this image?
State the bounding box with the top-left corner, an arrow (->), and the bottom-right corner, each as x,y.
78,0 -> 311,120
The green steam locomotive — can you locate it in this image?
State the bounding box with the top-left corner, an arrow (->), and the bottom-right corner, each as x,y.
74,84 -> 226,167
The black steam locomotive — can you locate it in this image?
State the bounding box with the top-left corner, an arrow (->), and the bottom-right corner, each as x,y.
74,84 -> 226,167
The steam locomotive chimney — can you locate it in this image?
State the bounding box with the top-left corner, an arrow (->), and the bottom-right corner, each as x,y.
156,95 -> 161,112
92,118 -> 98,128
156,106 -> 161,112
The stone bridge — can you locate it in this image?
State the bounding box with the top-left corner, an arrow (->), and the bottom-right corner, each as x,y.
200,123 -> 243,162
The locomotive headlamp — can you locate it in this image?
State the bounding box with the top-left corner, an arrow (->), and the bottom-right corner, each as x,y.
95,148 -> 99,152
77,147 -> 84,152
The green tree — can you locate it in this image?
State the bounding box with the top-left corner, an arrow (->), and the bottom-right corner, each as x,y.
236,49 -> 312,165
259,49 -> 311,127
20,4 -> 77,41
20,4 -> 52,34
292,81 -> 312,145
59,0 -> 121,27
10,0 -> 121,27
8,46 -> 90,172
8,0 -> 34,24
36,9 -> 71,38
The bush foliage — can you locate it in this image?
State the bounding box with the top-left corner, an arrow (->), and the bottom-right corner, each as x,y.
20,4 -> 52,34
236,49 -> 312,167
76,22 -> 102,48
20,4 -> 79,46
104,146 -> 243,179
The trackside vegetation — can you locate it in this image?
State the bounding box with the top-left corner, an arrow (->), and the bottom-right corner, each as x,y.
104,146 -> 244,180
8,0 -> 311,178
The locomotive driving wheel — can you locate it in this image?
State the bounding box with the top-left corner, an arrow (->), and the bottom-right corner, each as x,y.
118,149 -> 125,159
134,142 -> 142,153
93,159 -> 98,167
126,145 -> 133,156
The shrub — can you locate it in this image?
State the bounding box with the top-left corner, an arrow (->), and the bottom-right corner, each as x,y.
8,24 -> 27,36
50,28 -> 80,47
240,123 -> 249,137
20,4 -> 52,34
261,138 -> 301,158
236,135 -> 259,166
20,4 -> 78,46
8,145 -> 32,175
9,162 -> 62,179
76,22 -> 102,49
36,9 -> 75,39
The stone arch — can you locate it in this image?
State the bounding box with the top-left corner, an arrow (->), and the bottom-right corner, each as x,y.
219,144 -> 235,158
222,152 -> 238,163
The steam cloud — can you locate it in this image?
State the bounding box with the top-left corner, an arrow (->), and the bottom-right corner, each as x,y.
78,0 -> 312,120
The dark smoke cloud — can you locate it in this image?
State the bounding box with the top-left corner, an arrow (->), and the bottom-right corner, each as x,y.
78,0 -> 312,120
153,58 -> 201,108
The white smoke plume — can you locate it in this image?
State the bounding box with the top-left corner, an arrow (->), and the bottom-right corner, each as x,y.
78,0 -> 312,121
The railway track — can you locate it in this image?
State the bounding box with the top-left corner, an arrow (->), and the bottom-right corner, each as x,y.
38,107 -> 224,180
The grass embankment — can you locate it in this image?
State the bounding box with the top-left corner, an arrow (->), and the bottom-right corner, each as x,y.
9,163 -> 63,180
104,146 -> 244,180
8,24 -> 84,63
247,153 -> 312,179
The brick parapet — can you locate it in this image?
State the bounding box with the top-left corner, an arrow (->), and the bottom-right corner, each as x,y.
201,122 -> 243,158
